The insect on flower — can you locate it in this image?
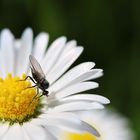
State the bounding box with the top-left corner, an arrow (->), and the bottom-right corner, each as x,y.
24,55 -> 49,99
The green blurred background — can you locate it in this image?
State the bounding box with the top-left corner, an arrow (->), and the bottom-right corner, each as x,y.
0,0 -> 140,139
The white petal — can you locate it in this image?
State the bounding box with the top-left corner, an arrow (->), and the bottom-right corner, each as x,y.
0,124 -> 9,139
22,127 -> 32,140
69,69 -> 103,86
60,94 -> 110,104
49,101 -> 104,112
40,112 -> 80,120
23,123 -> 47,140
0,29 -> 15,77
32,117 -> 74,139
33,32 -> 49,62
2,124 -> 24,140
60,40 -> 77,56
30,118 -> 44,126
0,51 -> 6,77
54,82 -> 98,99
44,127 -> 58,140
86,69 -> 103,80
45,126 -> 64,140
42,37 -> 66,74
79,121 -> 100,137
40,113 -> 81,127
47,47 -> 83,84
15,28 -> 33,76
46,40 -> 77,75
40,114 -> 100,137
28,122 -> 58,140
49,62 -> 95,92
32,112 -> 79,128
22,133 -> 31,140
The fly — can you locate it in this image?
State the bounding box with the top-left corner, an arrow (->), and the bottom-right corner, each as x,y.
24,55 -> 49,99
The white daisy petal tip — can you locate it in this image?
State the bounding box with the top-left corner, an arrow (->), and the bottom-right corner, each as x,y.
21,27 -> 33,44
35,32 -> 49,43
91,94 -> 110,104
1,28 -> 12,35
80,121 -> 100,137
66,40 -> 77,46
21,27 -> 33,41
33,32 -> 49,61
78,46 -> 84,51
105,98 -> 110,104
0,29 -> 13,44
0,29 -> 14,45
56,36 -> 67,44
23,27 -> 33,33
97,69 -> 103,74
91,102 -> 104,109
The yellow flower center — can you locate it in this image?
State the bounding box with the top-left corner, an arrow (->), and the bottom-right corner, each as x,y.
63,132 -> 97,140
0,74 -> 41,124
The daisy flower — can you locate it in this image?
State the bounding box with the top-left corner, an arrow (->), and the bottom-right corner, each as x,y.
62,109 -> 135,140
0,28 -> 110,140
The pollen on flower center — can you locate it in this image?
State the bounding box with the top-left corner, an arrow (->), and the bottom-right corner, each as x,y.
0,74 -> 41,124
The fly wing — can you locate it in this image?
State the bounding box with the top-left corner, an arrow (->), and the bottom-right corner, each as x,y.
29,55 -> 45,79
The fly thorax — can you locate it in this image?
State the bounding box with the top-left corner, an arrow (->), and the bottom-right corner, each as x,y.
40,79 -> 49,89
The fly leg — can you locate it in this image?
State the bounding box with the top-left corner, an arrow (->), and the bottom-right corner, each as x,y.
28,87 -> 40,107
19,76 -> 37,84
38,90 -> 48,98
34,91 -> 49,103
18,76 -> 38,89
35,88 -> 44,99
24,84 -> 37,90
32,87 -> 40,100
37,94 -> 43,98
